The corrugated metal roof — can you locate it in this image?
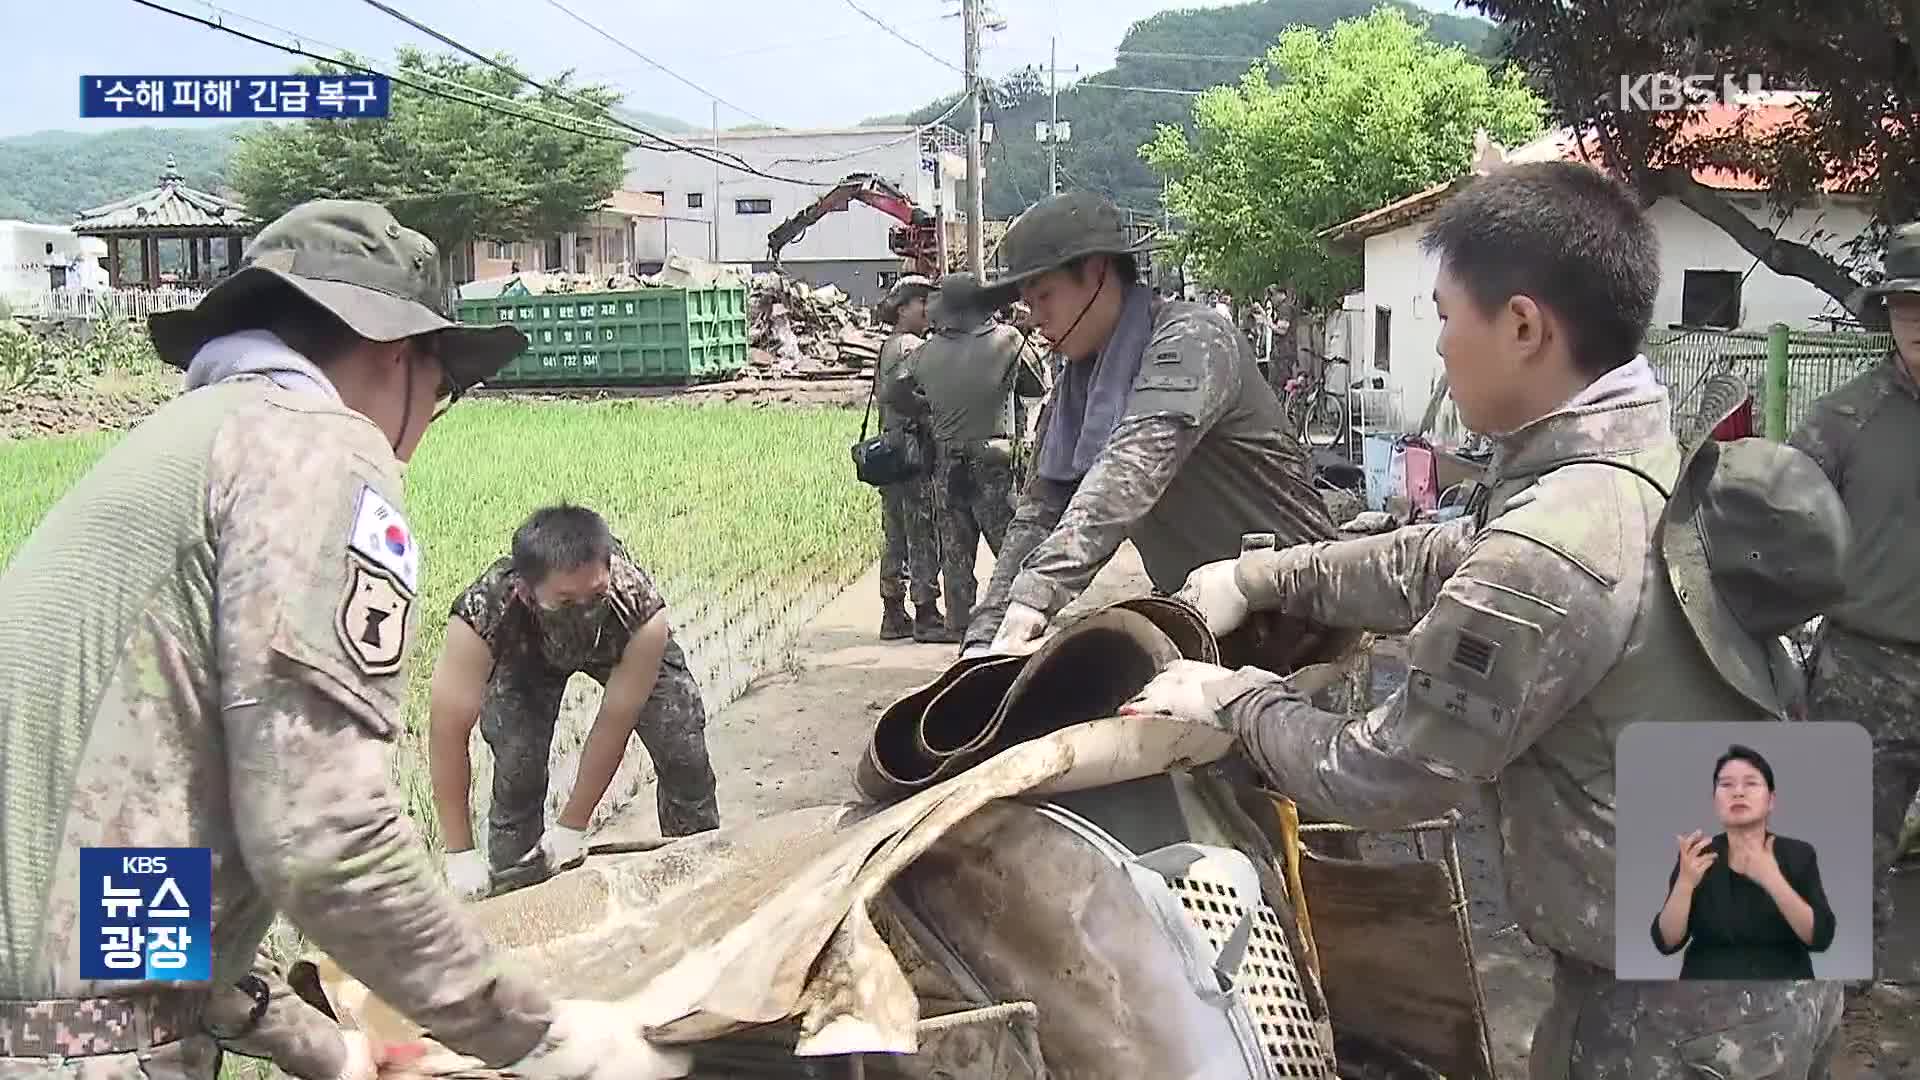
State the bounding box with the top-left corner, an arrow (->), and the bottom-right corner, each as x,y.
73,155 -> 255,235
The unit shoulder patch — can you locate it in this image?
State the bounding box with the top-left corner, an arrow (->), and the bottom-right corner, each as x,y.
336,555 -> 412,677
345,484 -> 420,596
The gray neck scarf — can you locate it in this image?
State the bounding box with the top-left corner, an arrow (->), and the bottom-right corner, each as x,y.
183,329 -> 339,401
1037,282 -> 1154,483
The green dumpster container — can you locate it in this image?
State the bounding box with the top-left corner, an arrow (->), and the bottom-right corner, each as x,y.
458,283 -> 749,388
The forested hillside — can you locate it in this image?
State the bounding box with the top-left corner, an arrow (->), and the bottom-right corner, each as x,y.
874,0 -> 1500,220
0,126 -> 246,222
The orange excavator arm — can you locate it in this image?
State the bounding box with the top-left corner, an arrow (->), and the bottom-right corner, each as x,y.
765,173 -> 937,272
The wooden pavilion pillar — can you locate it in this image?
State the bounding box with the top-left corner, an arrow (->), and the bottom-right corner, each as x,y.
106,237 -> 122,288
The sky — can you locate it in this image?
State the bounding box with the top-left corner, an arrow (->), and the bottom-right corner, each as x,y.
0,0 -> 1475,139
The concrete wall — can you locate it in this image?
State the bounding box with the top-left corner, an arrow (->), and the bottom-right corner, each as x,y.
1357,193 -> 1879,437
623,129 -> 968,267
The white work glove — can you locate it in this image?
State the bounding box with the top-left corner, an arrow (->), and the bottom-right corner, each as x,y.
538,825 -> 588,872
507,999 -> 692,1080
959,642 -> 992,660
1175,558 -> 1252,637
988,602 -> 1050,655
1120,659 -> 1238,728
444,849 -> 490,902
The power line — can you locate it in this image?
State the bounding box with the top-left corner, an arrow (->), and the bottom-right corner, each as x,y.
179,1 -> 654,145
352,0 -> 828,185
1072,82 -> 1206,97
841,0 -> 964,74
1115,50 -> 1269,64
533,0 -> 780,128
128,0 -> 829,188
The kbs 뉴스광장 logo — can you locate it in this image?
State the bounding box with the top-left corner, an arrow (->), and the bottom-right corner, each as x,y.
79,848 -> 213,981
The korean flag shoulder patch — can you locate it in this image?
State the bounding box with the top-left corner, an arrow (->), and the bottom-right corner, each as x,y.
346,484 -> 420,597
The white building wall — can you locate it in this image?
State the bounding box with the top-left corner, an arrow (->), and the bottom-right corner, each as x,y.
1357,193 -> 1878,437
623,129 -> 966,267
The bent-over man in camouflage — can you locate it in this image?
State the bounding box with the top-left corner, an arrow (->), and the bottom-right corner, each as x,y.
1789,220 -> 1920,1050
0,200 -> 689,1080
430,504 -> 720,901
871,275 -> 949,642
1128,163 -> 1852,1079
962,191 -> 1337,657
883,273 -> 1045,635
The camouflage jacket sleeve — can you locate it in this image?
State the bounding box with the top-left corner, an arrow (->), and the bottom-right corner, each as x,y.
204,940 -> 349,1079
964,399 -> 1075,649
1003,306 -> 1241,617
879,357 -> 931,421
207,396 -> 553,1067
1199,529 -> 1627,829
610,544 -> 669,630
1785,382 -> 1870,493
1232,517 -> 1479,635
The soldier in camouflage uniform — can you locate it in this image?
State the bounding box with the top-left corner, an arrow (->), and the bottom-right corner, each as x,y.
882,274 -> 1045,635
1789,221 -> 1920,1029
872,276 -> 949,642
1130,164 -> 1851,1078
0,200 -> 688,1080
959,191 -> 1338,657
428,503 -> 720,900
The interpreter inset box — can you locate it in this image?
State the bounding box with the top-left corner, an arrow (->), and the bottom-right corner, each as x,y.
1614,721 -> 1873,981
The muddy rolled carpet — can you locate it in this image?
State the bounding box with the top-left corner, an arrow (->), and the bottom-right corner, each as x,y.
857,594 -> 1363,803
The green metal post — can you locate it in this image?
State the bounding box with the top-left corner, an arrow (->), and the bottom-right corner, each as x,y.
1765,322 -> 1790,440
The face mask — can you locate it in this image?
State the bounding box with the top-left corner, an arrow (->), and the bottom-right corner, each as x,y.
534,595 -> 610,667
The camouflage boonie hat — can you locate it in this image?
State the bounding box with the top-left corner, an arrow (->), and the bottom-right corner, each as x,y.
1660,374 -> 1851,715
978,191 -> 1153,307
1853,221 -> 1920,309
927,272 -> 996,330
150,199 -> 527,392
876,273 -> 936,324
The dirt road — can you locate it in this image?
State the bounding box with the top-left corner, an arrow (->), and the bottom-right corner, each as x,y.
614,543 -> 1917,1078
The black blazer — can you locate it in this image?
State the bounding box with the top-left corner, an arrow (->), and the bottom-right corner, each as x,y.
1650,832 -> 1836,980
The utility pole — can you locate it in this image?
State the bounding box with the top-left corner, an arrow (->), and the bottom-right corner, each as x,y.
963,0 -> 985,278
1048,36 -> 1059,196
933,160 -> 950,275
710,100 -> 721,263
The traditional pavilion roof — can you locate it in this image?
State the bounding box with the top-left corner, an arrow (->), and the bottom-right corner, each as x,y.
73,155 -> 257,235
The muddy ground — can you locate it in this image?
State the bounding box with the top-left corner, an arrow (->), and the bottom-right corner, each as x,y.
0,371 -> 183,441
612,542 -> 1919,1079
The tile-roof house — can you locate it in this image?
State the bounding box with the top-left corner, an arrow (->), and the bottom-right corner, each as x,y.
1321,98 -> 1878,436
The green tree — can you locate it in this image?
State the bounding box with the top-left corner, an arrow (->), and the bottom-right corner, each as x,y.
228,48 -> 627,274
1142,7 -> 1544,308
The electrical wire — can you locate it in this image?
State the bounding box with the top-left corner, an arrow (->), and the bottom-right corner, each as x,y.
840,0 -> 964,75
174,0 -> 664,146
132,0 -> 829,188
533,0 -> 781,129
350,0 -> 831,185
767,97 -> 969,166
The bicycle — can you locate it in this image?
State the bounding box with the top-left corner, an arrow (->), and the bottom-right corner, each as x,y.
1280,350 -> 1350,448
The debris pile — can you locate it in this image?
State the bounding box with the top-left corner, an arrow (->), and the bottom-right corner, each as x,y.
745,273 -> 885,378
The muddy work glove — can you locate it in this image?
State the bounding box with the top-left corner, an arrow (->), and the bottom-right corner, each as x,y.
1175,559 -> 1251,637
507,1000 -> 692,1080
988,602 -> 1050,655
443,849 -> 490,902
1119,659 -> 1238,728
538,825 -> 588,873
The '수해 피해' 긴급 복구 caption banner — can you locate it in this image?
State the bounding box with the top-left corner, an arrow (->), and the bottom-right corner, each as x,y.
79,76 -> 391,119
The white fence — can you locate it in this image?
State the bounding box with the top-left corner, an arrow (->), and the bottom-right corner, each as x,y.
7,287 -> 209,321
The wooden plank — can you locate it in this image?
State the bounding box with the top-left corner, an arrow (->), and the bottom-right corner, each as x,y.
1298,853 -> 1494,1080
